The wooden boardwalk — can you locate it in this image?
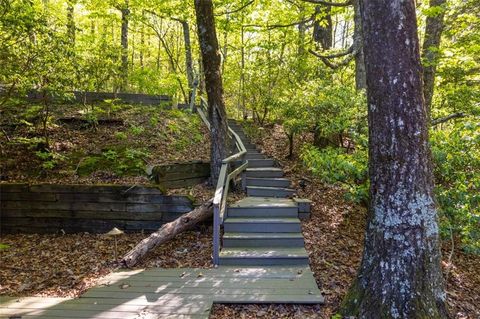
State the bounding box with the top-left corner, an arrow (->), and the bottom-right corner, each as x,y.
1,267 -> 323,318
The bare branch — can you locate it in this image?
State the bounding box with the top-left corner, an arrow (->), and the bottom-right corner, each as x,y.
309,48 -> 356,69
309,45 -> 354,59
301,0 -> 353,7
215,0 -> 255,16
431,112 -> 467,126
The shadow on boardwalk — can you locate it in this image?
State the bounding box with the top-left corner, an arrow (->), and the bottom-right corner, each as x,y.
1,267 -> 323,319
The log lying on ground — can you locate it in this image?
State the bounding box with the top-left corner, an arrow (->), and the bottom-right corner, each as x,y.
121,198 -> 213,268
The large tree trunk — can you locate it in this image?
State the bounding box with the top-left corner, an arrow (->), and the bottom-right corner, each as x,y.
120,0 -> 129,92
353,0 -> 366,90
195,0 -> 229,185
341,0 -> 448,318
121,199 -> 213,268
422,0 -> 446,118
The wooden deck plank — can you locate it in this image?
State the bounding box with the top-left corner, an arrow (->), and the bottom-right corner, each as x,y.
95,277 -> 319,289
1,303 -> 212,315
83,287 -> 318,298
0,315 -> 208,319
0,267 -> 323,318
102,266 -> 314,279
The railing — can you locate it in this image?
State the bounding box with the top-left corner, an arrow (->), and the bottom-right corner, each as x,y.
196,96 -> 248,265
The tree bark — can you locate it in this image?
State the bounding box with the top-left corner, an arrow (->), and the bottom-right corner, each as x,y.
120,0 -> 129,92
422,0 -> 446,118
313,5 -> 333,50
353,0 -> 366,90
194,0 -> 229,185
121,199 -> 213,268
340,0 -> 448,318
179,20 -> 194,101
66,1 -> 75,46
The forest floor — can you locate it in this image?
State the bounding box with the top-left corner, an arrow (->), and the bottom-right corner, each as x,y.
0,118 -> 479,318
0,102 -> 210,184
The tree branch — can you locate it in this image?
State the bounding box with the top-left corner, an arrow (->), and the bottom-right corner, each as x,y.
301,0 -> 352,7
309,45 -> 354,59
431,112 -> 466,126
215,0 -> 255,16
308,48 -> 356,69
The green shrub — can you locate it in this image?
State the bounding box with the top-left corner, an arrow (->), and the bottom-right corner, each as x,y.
431,121 -> 480,253
300,144 -> 368,204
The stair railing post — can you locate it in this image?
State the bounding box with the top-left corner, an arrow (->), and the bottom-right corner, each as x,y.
212,202 -> 220,265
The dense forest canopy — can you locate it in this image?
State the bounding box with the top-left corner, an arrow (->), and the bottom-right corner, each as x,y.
0,0 -> 478,252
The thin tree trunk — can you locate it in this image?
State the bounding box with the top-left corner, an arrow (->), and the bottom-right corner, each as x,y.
66,1 -> 75,46
156,37 -> 161,71
222,14 -> 229,75
422,0 -> 446,119
121,199 -> 213,268
120,0 -> 129,92
313,5 -> 333,50
353,0 -> 366,90
140,14 -> 144,68
341,0 -> 448,318
180,20 -> 194,101
240,24 -> 246,119
194,0 -> 229,185
298,4 -> 307,56
131,24 -> 135,73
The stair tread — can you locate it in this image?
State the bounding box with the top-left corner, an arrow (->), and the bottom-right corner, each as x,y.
224,217 -> 300,223
224,232 -> 304,239
246,167 -> 282,171
220,247 -> 308,258
247,177 -> 290,180
247,185 -> 295,191
229,197 -> 297,208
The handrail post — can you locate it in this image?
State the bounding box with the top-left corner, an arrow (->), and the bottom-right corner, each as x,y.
212,203 -> 220,265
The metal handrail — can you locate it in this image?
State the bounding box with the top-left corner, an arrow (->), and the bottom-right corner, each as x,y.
195,94 -> 248,265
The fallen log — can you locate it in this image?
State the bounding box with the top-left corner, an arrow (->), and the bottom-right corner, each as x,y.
121,198 -> 213,268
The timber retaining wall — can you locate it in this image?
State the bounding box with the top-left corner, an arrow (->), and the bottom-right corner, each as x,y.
0,183 -> 194,234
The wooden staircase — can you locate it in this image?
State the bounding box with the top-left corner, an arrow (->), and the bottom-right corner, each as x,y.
219,120 -> 309,266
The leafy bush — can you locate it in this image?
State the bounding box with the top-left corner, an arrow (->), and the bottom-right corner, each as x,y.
35,150 -> 66,170
301,144 -> 368,204
431,121 -> 480,253
77,147 -> 150,176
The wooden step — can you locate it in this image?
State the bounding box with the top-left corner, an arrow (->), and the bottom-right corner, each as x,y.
224,217 -> 301,233
227,206 -> 298,218
246,177 -> 290,188
246,167 -> 283,178
223,232 -> 305,247
228,197 -> 298,218
219,247 -> 309,266
247,186 -> 295,198
245,153 -> 266,160
247,159 -> 275,168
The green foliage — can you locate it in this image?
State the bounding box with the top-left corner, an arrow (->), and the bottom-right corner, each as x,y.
431,121 -> 480,253
77,147 -> 150,176
301,144 -> 368,204
0,243 -> 10,250
129,124 -> 145,135
35,150 -> 66,170
114,131 -> 128,140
